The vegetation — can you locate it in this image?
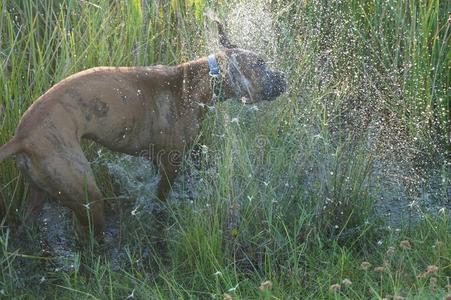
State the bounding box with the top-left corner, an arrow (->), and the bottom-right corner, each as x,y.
0,0 -> 449,298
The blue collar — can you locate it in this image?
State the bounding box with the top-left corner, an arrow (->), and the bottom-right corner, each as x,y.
208,55 -> 221,77
207,55 -> 225,102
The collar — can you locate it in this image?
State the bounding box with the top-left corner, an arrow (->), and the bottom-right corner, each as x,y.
208,55 -> 221,77
207,55 -> 225,102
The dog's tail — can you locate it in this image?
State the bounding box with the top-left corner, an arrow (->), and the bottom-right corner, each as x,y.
0,137 -> 20,163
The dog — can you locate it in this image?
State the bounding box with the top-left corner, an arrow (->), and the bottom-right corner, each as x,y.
0,24 -> 287,237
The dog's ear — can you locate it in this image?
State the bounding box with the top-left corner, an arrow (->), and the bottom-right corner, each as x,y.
215,21 -> 237,49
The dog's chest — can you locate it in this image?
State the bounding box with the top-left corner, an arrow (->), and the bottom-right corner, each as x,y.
154,93 -> 172,129
140,92 -> 198,147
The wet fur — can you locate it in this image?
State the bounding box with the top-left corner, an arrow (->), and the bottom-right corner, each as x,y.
0,47 -> 286,238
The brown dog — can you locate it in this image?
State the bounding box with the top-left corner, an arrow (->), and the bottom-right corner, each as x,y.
0,29 -> 286,237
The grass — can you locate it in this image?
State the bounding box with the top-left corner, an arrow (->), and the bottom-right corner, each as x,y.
0,0 -> 450,298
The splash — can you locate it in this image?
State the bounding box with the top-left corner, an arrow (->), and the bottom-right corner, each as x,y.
94,1 -> 449,227
225,1 -> 277,58
104,154 -> 160,214
204,0 -> 278,59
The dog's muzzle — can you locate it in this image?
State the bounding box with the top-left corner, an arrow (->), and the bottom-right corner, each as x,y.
263,70 -> 287,100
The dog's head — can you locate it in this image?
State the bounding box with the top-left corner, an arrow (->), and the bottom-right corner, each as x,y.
215,21 -> 287,103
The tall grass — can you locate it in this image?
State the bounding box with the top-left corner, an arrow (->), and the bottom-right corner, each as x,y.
0,0 -> 449,298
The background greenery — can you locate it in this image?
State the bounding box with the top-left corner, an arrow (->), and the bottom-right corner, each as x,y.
0,0 -> 449,298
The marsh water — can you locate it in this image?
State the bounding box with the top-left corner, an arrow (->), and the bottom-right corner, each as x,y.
28,0 -> 450,272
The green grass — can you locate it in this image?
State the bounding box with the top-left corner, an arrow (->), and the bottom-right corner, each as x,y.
0,0 -> 450,299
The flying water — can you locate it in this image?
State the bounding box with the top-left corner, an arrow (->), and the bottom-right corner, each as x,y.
98,0 -> 449,227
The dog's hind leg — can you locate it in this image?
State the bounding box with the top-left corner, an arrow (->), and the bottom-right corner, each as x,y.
24,184 -> 48,219
18,147 -> 105,238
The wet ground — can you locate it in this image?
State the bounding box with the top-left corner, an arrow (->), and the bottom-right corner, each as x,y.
26,150 -> 448,274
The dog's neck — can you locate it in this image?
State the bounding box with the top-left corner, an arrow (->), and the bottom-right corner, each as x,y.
178,53 -> 232,109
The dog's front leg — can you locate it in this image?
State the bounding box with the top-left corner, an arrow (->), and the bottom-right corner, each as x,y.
155,151 -> 181,201
151,151 -> 181,254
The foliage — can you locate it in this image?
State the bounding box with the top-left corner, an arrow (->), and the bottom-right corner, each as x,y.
0,0 -> 449,298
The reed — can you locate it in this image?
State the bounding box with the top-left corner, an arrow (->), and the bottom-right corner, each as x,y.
0,0 -> 449,298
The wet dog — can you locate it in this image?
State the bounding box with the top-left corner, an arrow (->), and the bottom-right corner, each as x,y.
0,24 -> 286,237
